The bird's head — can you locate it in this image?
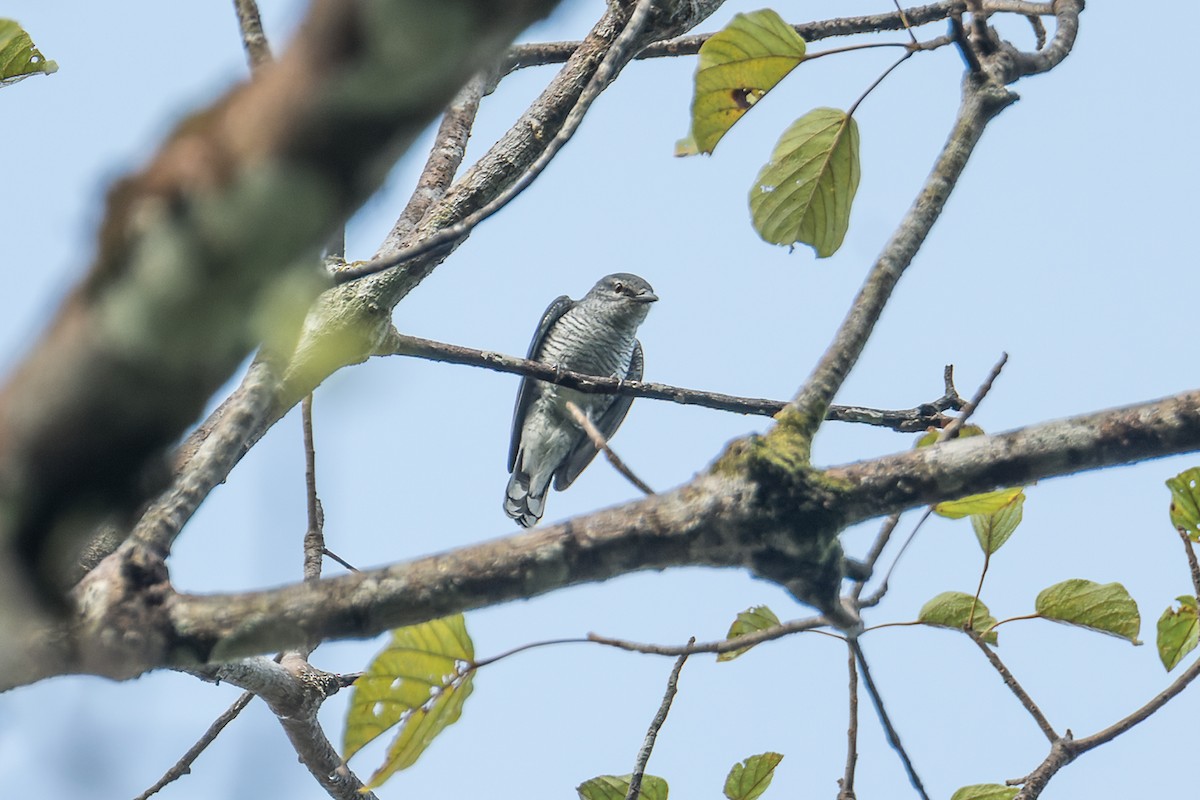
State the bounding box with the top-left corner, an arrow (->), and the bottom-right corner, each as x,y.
588,273 -> 658,307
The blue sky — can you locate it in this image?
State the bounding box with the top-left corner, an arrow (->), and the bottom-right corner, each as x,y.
2,2 -> 1197,798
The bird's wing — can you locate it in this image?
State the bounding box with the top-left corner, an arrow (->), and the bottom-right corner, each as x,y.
554,339 -> 643,490
508,294 -> 574,472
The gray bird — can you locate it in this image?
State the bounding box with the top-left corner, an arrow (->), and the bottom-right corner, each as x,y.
504,273 -> 658,527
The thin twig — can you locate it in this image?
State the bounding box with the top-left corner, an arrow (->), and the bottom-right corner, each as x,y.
940,353 -> 1008,441
469,637 -> 593,670
838,645 -> 859,800
332,0 -> 657,284
321,547 -> 359,573
626,639 -> 693,800
565,401 -> 655,495
133,690 -> 255,800
378,331 -> 963,428
301,395 -> 324,583
1178,528 -> 1200,600
967,631 -> 1057,742
851,512 -> 902,603
848,639 -> 930,800
232,0 -> 272,69
847,50 -> 914,118
589,617 -> 828,657
859,508 -> 934,608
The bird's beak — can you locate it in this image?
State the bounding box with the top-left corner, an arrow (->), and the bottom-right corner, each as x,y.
635,291 -> 658,303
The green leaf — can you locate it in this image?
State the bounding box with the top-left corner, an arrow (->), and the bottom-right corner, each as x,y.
676,9 -> 806,156
935,487 -> 1024,520
970,492 -> 1025,554
1157,596 -> 1199,671
749,107 -> 860,258
577,774 -> 669,800
719,605 -> 781,662
0,20 -> 58,87
724,752 -> 783,800
1035,579 -> 1141,644
950,784 -> 1019,800
1167,467 -> 1200,542
343,614 -> 475,788
914,424 -> 985,448
918,591 -> 998,644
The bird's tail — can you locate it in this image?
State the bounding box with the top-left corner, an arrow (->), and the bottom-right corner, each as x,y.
504,465 -> 546,528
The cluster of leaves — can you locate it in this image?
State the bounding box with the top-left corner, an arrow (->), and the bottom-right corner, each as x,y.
1160,467 -> 1200,670
0,20 -> 57,88
676,9 -> 862,258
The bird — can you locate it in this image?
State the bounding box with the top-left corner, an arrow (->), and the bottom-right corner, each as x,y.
504,273 -> 658,527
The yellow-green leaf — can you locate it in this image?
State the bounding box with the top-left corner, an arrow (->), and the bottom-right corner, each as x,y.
0,20 -> 58,87
724,752 -> 783,800
749,107 -> 860,258
971,493 -> 1024,554
344,614 -> 475,787
719,605 -> 781,662
578,774 -> 669,800
918,591 -> 998,644
1035,579 -> 1141,644
950,784 -> 1019,800
1157,596 -> 1199,671
677,9 -> 806,156
915,424 -> 985,448
935,487 -> 1024,520
1167,467 -> 1200,542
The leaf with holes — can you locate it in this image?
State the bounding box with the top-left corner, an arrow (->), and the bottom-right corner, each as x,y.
1035,579 -> 1141,644
749,108 -> 860,257
719,605 -> 781,662
577,774 -> 669,800
1157,596 -> 1199,671
676,9 -> 806,156
343,614 -> 475,788
1167,467 -> 1200,541
724,752 -> 783,800
935,487 -> 1024,520
918,591 -> 998,644
950,784 -> 1019,800
0,20 -> 58,87
971,492 -> 1024,554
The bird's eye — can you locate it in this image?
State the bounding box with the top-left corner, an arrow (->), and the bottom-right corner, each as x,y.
612,281 -> 625,293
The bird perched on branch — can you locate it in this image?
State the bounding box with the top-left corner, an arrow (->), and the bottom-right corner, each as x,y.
504,273 -> 658,527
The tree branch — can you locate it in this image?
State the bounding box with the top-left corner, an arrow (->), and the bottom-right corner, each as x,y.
626,641 -> 691,800
377,331 -> 964,427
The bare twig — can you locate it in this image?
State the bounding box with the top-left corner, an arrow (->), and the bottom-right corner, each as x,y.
838,645 -> 859,800
321,548 -> 359,573
232,0 -> 272,69
133,690 -> 255,800
940,353 -> 1008,441
589,617 -> 829,657
301,395 -> 324,584
967,631 -> 1057,743
1178,528 -> 1200,600
848,639 -> 929,800
626,639 -> 693,800
378,331 -> 963,428
333,0 -> 658,284
859,508 -> 934,608
1013,653 -> 1200,799
565,401 -> 655,496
